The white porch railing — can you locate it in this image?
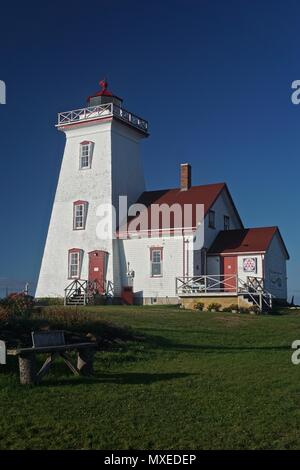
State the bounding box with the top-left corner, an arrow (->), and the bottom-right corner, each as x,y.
175,275 -> 273,311
57,103 -> 148,134
176,274 -> 239,294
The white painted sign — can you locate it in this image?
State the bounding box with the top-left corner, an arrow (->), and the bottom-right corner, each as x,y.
0,81 -> 6,105
0,340 -> 6,365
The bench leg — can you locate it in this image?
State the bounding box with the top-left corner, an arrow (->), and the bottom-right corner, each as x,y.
77,349 -> 95,376
36,353 -> 57,382
60,352 -> 80,376
19,353 -> 36,385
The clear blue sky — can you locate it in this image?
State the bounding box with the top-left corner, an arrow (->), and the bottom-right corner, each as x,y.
0,0 -> 299,301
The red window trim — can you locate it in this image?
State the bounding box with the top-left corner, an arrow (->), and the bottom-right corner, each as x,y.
80,140 -> 93,145
73,201 -> 88,230
150,246 -> 163,277
68,248 -> 83,279
150,246 -> 163,260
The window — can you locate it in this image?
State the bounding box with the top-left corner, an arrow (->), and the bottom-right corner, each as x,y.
208,210 -> 215,229
79,141 -> 93,169
224,215 -> 230,231
68,249 -> 82,279
150,248 -> 163,277
73,201 -> 88,230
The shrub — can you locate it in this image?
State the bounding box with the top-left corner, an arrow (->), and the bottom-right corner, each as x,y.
249,305 -> 260,314
0,292 -> 35,319
239,306 -> 250,314
207,302 -> 222,312
228,304 -> 239,312
92,294 -> 108,305
0,306 -> 11,324
194,302 -> 205,311
35,297 -> 64,306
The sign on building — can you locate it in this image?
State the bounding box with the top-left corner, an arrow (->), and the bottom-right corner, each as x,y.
243,257 -> 257,273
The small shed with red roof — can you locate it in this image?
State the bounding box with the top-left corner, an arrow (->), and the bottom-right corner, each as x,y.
207,227 -> 289,300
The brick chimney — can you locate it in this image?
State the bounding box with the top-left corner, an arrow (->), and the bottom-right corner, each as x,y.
180,163 -> 191,190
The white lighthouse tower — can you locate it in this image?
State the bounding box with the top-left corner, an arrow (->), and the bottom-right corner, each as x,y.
35,79 -> 148,301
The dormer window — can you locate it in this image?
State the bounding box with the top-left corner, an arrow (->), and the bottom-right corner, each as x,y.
79,141 -> 93,169
224,215 -> 230,231
208,210 -> 215,229
73,201 -> 88,230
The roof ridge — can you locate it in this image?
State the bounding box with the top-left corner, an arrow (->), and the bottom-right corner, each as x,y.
218,226 -> 278,232
140,182 -> 226,195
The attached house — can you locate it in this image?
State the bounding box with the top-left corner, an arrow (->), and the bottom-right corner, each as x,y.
35,81 -> 289,311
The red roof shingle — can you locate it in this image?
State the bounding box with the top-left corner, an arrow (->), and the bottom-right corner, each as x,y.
208,227 -> 289,258
118,183 -> 242,232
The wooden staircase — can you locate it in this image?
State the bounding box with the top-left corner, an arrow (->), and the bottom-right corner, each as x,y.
64,280 -> 88,306
64,279 -> 114,306
66,293 -> 86,305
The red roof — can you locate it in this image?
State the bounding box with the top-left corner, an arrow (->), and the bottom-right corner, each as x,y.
118,183 -> 242,233
208,227 -> 289,258
86,79 -> 122,103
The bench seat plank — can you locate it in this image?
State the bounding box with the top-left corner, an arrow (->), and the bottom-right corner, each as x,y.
7,342 -> 97,356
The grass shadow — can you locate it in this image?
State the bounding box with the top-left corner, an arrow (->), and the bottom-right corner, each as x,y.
144,333 -> 291,354
40,371 -> 191,387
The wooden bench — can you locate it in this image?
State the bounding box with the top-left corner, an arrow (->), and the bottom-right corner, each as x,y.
0,330 -> 97,385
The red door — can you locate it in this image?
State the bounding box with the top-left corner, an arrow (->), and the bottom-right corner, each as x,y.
222,256 -> 237,292
88,250 -> 108,294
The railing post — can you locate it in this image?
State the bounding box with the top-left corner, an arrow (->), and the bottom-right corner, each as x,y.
259,294 -> 262,312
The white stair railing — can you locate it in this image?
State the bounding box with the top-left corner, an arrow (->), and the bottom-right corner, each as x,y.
64,279 -> 114,305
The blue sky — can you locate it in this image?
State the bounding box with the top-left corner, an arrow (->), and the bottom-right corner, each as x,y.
0,0 -> 299,301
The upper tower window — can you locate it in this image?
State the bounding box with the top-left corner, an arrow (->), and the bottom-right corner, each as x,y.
79,141 -> 93,169
73,201 -> 88,230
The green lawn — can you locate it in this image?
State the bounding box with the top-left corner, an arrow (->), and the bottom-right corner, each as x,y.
1,305 -> 300,450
